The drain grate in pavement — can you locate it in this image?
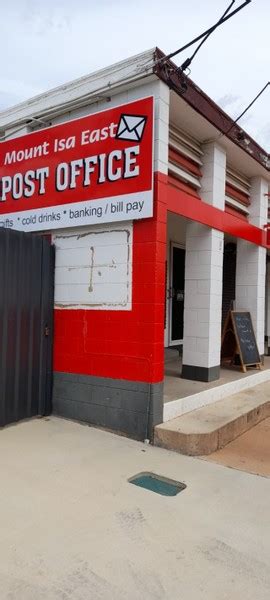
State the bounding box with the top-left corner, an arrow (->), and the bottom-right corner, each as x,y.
128,472 -> 186,496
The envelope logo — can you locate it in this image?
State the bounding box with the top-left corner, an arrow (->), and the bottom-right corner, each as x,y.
115,114 -> 147,142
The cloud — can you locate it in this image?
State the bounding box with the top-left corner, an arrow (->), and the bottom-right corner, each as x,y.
0,79 -> 43,111
0,0 -> 269,150
217,94 -> 240,109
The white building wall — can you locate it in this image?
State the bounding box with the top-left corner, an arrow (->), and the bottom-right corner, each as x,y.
235,177 -> 268,355
200,142 -> 227,209
182,143 -> 226,381
182,225 -> 224,373
266,261 -> 270,352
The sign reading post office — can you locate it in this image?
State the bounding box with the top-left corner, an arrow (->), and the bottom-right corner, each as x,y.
0,97 -> 154,232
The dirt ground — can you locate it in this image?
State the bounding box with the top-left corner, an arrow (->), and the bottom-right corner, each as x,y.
204,417 -> 270,477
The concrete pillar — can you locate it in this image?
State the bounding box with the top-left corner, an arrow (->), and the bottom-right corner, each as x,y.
235,177 -> 268,356
199,142 -> 226,209
182,225 -> 224,381
266,261 -> 270,354
182,143 -> 226,381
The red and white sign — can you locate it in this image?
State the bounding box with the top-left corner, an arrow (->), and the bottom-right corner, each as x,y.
0,97 -> 153,231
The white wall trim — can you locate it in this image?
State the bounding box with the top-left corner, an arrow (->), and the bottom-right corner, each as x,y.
225,196 -> 249,215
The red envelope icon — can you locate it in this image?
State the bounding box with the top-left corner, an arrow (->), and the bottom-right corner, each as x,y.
115,114 -> 147,142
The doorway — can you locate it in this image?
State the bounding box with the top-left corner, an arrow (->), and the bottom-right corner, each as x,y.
169,243 -> 185,346
222,241 -> 236,328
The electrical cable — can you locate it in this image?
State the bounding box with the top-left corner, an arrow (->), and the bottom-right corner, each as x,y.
155,0 -> 251,67
0,1 -> 253,140
222,82 -> 270,137
180,0 -> 236,72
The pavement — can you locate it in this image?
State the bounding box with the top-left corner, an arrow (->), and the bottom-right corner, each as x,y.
155,381 -> 270,455
205,416 -> 270,477
0,416 -> 269,599
164,352 -> 270,403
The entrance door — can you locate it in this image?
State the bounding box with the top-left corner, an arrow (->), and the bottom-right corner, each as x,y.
169,243 -> 185,346
0,228 -> 54,427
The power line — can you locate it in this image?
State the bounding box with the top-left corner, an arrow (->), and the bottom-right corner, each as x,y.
224,82 -> 270,137
153,0 -> 267,147
156,0 -> 251,67
180,0 -> 236,72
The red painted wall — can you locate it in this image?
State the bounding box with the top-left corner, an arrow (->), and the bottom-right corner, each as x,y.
53,171 -> 268,384
53,173 -> 167,384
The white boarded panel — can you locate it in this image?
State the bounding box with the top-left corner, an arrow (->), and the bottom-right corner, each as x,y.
54,283 -> 130,305
54,224 -> 133,250
56,264 -> 132,286
53,223 -> 132,309
55,243 -> 130,268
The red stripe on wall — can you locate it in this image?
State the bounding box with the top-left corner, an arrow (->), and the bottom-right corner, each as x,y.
169,147 -> 202,178
167,179 -> 266,247
168,173 -> 200,199
225,183 -> 250,206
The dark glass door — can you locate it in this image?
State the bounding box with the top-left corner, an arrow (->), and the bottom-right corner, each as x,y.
170,245 -> 185,344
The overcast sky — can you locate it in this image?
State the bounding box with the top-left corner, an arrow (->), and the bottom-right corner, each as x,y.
1,0 -> 269,149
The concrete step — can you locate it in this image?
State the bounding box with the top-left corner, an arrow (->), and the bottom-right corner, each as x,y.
154,381 -> 270,456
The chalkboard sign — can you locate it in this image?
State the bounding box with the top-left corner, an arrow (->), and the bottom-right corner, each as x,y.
221,311 -> 262,372
232,312 -> 260,366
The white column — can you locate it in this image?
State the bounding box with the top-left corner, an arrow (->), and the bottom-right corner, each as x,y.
235,177 -> 268,356
199,142 -> 227,209
182,143 -> 226,381
266,261 -> 270,354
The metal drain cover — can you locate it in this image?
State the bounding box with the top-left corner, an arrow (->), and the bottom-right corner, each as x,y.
128,472 -> 186,496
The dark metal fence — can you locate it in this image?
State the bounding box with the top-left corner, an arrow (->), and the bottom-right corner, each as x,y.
0,228 -> 54,427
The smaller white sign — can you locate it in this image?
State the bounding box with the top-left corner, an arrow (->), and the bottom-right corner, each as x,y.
0,191 -> 152,232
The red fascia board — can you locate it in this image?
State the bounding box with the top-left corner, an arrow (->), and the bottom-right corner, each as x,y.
167,183 -> 266,247
225,205 -> 248,222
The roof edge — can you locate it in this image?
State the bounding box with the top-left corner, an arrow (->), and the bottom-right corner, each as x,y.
153,48 -> 270,172
0,48 -> 156,129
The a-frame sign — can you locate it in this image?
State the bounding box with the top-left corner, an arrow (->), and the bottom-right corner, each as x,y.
221,311 -> 262,373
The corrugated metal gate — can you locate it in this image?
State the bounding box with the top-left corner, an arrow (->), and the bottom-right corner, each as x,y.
0,228 -> 54,427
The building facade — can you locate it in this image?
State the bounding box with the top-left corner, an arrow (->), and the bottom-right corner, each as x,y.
0,48 -> 269,440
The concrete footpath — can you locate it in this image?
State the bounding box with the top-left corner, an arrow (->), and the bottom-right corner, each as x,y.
0,417 -> 269,599
155,381 -> 270,456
